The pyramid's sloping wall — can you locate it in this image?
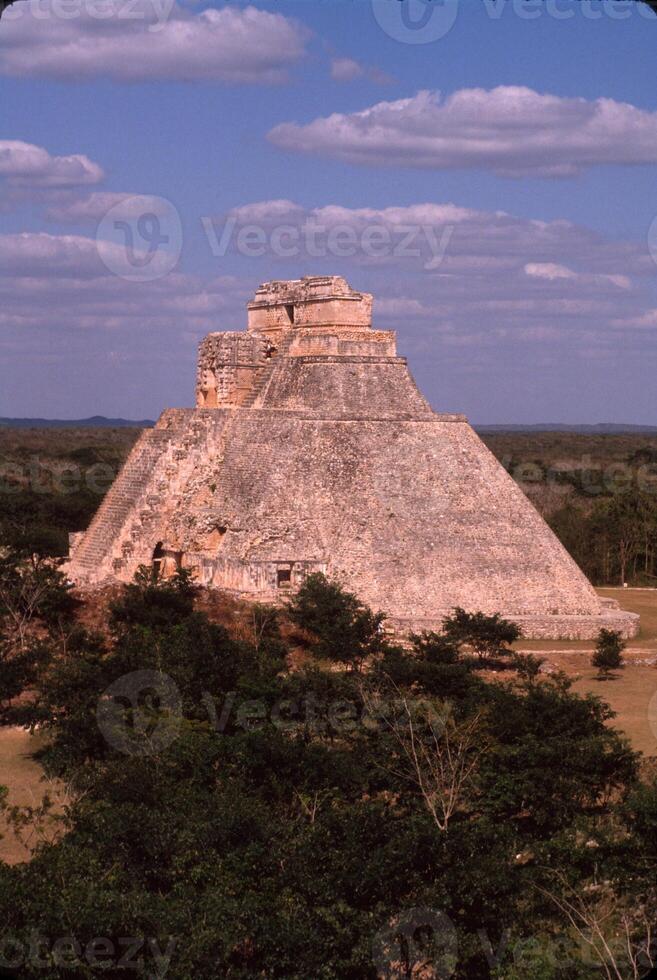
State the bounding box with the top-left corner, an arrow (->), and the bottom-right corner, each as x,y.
67,351 -> 639,639
252,355 -> 433,417
167,411 -> 620,631
66,270 -> 639,640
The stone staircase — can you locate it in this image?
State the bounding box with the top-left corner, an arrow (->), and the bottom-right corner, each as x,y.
107,415 -> 217,580
67,335 -> 295,586
67,424 -> 184,581
241,333 -> 294,408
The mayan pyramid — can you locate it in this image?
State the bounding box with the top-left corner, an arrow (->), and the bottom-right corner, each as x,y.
66,276 -> 638,639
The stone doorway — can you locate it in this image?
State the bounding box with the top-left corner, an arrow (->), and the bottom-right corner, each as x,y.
152,542 -> 165,578
152,543 -> 183,579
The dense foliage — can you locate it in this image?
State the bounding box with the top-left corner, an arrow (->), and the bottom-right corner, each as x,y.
0,427 -> 136,557
0,564 -> 654,978
287,571 -> 387,670
550,488 -> 657,587
440,607 -> 521,662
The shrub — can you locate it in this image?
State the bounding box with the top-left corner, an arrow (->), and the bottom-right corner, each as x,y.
286,573 -> 386,671
591,628 -> 625,678
442,608 -> 521,664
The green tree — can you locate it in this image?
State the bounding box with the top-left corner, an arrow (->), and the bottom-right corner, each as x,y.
591,628 -> 625,679
441,607 -> 521,664
287,572 -> 387,671
0,552 -> 78,717
375,631 -> 478,700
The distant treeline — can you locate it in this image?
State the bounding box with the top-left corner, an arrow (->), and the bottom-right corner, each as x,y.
550,488 -> 657,586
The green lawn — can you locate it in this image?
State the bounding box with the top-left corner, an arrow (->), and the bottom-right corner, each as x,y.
598,588 -> 657,647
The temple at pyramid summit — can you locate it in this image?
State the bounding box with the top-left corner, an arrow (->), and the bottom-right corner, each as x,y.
66,276 -> 638,639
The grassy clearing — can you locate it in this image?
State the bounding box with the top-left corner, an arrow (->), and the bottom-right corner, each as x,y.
0,728 -> 58,865
571,665 -> 657,758
516,589 -> 657,756
598,588 -> 657,646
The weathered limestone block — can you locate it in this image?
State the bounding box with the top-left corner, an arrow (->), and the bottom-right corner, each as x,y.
196,332 -> 274,407
65,276 -> 639,640
247,276 -> 373,339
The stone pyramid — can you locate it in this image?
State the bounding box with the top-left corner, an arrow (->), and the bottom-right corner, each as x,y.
66,276 -> 638,639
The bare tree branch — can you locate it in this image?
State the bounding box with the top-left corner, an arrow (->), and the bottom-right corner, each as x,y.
538,873 -> 656,980
362,680 -> 488,832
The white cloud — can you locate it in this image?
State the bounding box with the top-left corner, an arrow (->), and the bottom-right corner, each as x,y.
330,57 -> 364,82
269,86 -> 657,177
612,309 -> 657,329
524,263 -> 577,281
209,197 -> 657,360
605,274 -> 632,290
525,263 -> 631,290
226,200 -> 477,234
375,297 -> 434,318
0,230 -> 178,280
0,2 -> 309,83
329,56 -> 391,85
220,199 -> 650,279
0,140 -> 104,187
47,192 -> 171,223
226,199 -> 308,225
0,232 -> 110,277
2,199 -> 656,392
2,208 -> 657,419
0,230 -> 247,335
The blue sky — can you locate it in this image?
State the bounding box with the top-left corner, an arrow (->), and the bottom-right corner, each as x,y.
2,0 -> 657,422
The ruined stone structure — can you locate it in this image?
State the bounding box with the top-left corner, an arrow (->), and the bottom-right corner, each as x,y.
66,276 -> 638,639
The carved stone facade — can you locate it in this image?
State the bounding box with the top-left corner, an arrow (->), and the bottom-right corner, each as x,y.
66,276 -> 639,639
196,332 -> 274,408
247,275 -> 373,340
